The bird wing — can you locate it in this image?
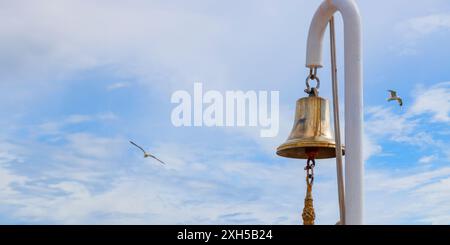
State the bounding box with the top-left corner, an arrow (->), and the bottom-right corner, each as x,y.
388,90 -> 397,97
130,141 -> 146,154
397,98 -> 403,106
149,155 -> 166,165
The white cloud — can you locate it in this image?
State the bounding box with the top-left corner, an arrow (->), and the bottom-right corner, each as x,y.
367,167 -> 450,193
64,133 -> 123,160
412,178 -> 450,224
408,82 -> 450,123
1,114 -> 450,225
0,128 -> 342,224
0,166 -> 29,195
2,137 -> 450,225
400,14 -> 450,40
65,115 -> 92,124
365,106 -> 417,140
0,0 -> 450,225
360,80 -> 450,223
0,0 -> 317,109
393,13 -> 450,55
364,81 -> 450,160
96,112 -> 118,121
35,112 -> 117,136
365,166 -> 450,224
364,105 -> 434,151
363,133 -> 382,161
0,1 -> 229,88
106,82 -> 131,91
419,155 -> 438,164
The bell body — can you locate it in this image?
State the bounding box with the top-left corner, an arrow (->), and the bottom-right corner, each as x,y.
277,95 -> 344,159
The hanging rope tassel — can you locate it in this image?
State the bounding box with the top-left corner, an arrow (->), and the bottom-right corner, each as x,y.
302,156 -> 316,225
302,177 -> 315,225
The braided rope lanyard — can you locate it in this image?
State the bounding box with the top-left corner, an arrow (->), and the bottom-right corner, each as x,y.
302,149 -> 317,225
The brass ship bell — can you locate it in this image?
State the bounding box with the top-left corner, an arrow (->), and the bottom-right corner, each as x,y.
276,69 -> 344,225
277,70 -> 344,159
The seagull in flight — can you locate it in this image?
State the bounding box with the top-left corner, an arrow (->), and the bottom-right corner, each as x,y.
387,90 -> 403,107
130,141 -> 166,165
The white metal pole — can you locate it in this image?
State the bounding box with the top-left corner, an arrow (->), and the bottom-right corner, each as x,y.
305,0 -> 364,225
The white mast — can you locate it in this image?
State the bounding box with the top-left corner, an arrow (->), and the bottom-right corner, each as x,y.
305,0 -> 364,225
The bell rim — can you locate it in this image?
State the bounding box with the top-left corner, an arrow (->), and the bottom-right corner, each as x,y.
276,139 -> 345,159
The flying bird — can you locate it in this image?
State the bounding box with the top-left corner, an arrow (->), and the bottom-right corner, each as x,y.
130,141 -> 166,165
387,90 -> 403,107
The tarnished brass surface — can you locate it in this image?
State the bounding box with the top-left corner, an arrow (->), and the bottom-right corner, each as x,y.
277,96 -> 345,159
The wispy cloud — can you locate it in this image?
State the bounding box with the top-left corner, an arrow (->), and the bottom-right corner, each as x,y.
2,137 -> 450,224
399,14 -> 450,40
419,155 -> 438,164
35,112 -> 117,136
359,81 -> 450,224
365,166 -> 450,224
0,0 -> 450,225
408,82 -> 450,122
106,82 -> 131,91
394,14 -> 450,55
0,138 -> 310,224
364,81 -> 450,160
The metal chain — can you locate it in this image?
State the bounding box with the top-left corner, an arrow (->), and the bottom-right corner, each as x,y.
302,157 -> 316,225
305,157 -> 315,185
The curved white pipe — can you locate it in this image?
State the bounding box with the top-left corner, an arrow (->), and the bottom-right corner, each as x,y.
305,0 -> 364,225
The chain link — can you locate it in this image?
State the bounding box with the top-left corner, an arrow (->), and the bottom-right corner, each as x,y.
304,157 -> 315,186
305,68 -> 320,96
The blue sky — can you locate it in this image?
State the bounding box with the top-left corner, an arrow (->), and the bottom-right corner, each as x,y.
0,0 -> 450,224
